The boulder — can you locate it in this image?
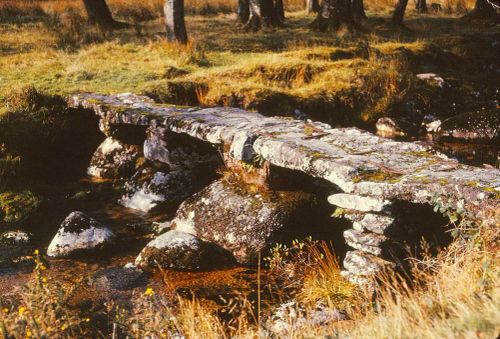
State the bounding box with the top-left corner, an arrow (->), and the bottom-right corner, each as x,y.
169,179 -> 316,264
120,128 -> 221,213
135,230 -> 235,271
92,266 -> 148,291
120,169 -> 195,213
47,212 -> 116,258
87,137 -> 141,179
438,110 -> 499,143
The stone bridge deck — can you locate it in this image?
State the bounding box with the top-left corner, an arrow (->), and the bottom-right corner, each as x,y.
69,93 -> 499,284
69,92 -> 499,220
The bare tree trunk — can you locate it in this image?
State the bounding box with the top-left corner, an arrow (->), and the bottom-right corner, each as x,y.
310,0 -> 358,32
392,0 -> 409,25
246,0 -> 263,30
245,0 -> 282,30
351,0 -> 367,22
306,0 -> 320,13
464,0 -> 499,20
164,0 -> 188,44
274,0 -> 285,24
238,0 -> 250,23
416,0 -> 428,13
82,0 -> 115,29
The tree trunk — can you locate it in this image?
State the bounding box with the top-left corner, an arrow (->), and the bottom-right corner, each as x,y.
82,0 -> 115,29
238,0 -> 250,23
310,0 -> 358,32
351,0 -> 367,22
416,0 -> 428,13
245,0 -> 283,30
306,0 -> 321,13
274,0 -> 285,24
391,0 -> 409,25
164,0 -> 188,44
464,0 -> 499,20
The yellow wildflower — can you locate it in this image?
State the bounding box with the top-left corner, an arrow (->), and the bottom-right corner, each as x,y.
33,249 -> 39,255
144,287 -> 154,296
18,306 -> 26,316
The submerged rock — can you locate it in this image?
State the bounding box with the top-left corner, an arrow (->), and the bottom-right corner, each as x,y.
0,231 -> 33,268
0,230 -> 31,246
87,137 -> 141,179
47,211 -> 116,258
169,179 -> 316,264
438,110 -> 499,143
135,230 -> 235,271
416,73 -> 446,87
92,266 -> 148,291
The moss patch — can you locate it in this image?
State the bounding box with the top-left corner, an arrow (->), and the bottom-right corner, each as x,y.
352,169 -> 402,183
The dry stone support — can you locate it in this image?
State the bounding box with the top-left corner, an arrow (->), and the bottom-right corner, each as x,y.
329,193 -> 454,286
328,193 -> 398,285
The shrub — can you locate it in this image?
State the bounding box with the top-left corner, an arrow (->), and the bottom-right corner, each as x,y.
4,86 -> 66,115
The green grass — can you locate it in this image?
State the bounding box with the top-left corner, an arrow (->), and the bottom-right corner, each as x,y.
1,10 -> 498,126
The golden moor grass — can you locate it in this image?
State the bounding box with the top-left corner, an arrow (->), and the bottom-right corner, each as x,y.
3,230 -> 497,338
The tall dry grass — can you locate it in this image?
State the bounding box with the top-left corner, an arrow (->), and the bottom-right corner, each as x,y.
339,229 -> 500,338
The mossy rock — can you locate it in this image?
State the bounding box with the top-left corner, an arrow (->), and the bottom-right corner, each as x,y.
0,191 -> 42,225
169,179 -> 316,264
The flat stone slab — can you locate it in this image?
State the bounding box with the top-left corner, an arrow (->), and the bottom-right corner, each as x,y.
328,193 -> 392,213
68,93 -> 499,223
